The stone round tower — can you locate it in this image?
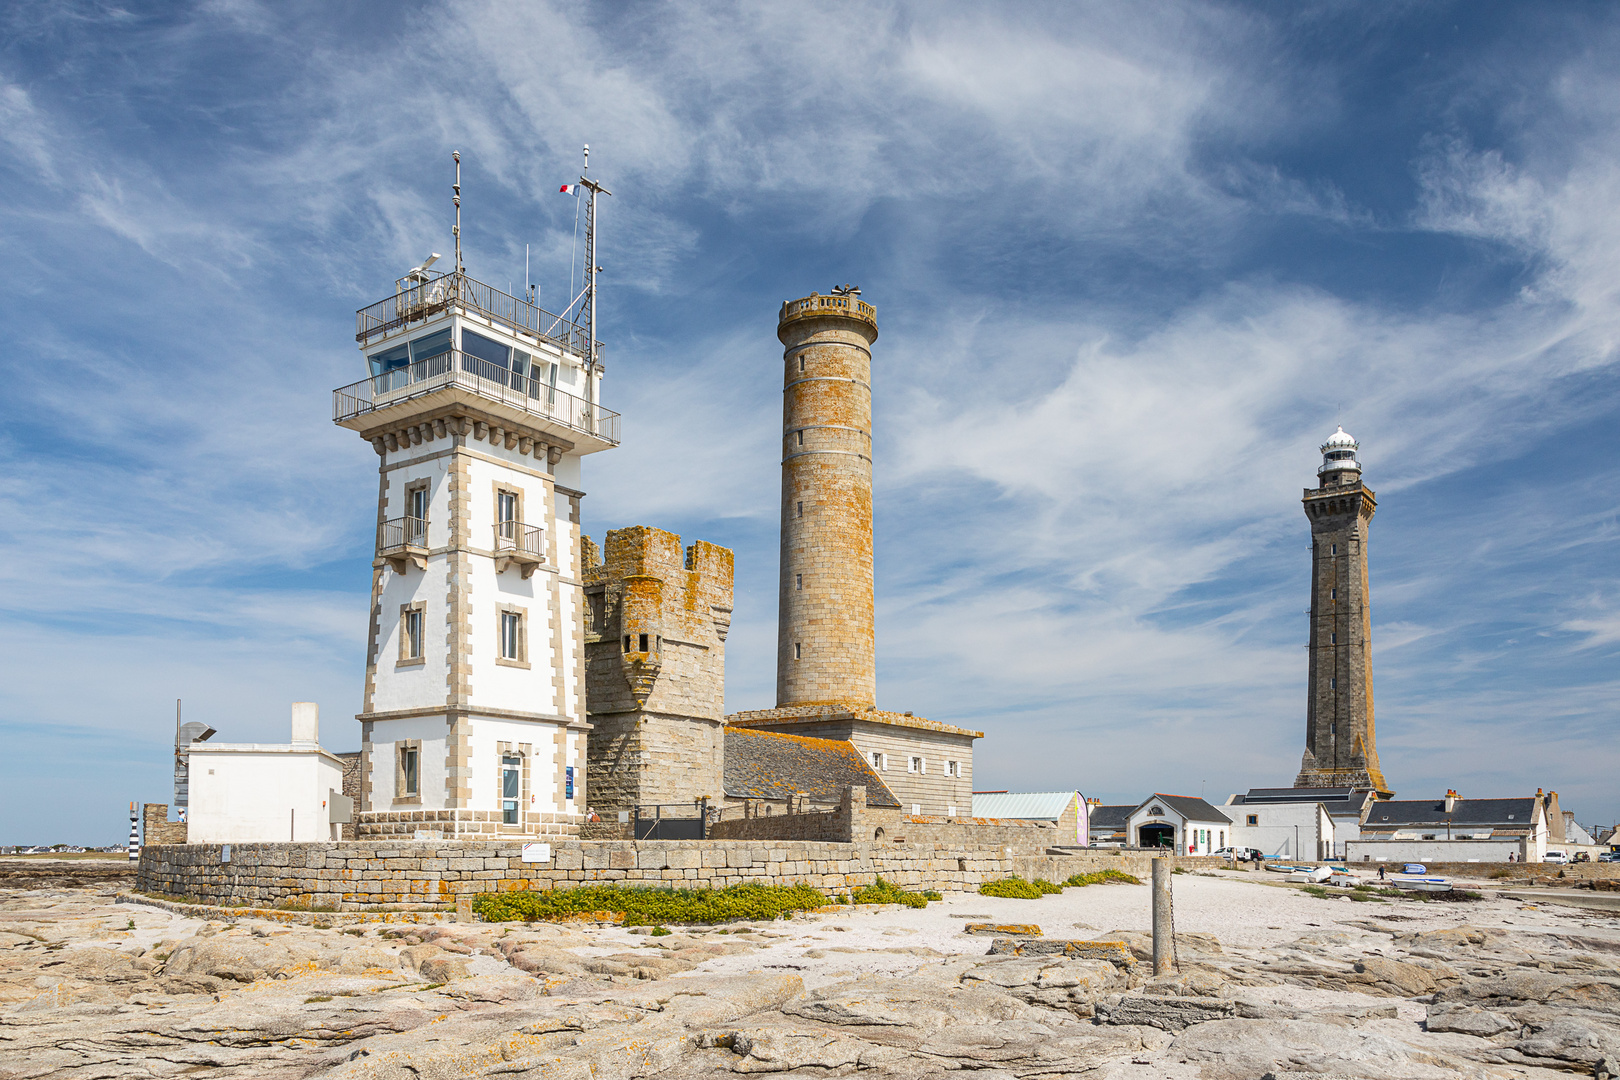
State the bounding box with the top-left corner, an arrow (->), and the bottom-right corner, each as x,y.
775,290 -> 879,707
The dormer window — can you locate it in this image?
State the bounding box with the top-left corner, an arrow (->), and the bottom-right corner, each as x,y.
1150,805 -> 1163,816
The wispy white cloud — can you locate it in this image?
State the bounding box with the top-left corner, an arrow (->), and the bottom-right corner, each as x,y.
2,1 -> 1620,840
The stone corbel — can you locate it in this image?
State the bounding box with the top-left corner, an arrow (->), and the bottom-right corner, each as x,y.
548,446 -> 564,465
474,421 -> 489,442
384,433 -> 400,452
504,430 -> 518,451
711,605 -> 733,643
383,553 -> 427,574
371,438 -> 387,456
433,418 -> 447,439
518,437 -> 532,455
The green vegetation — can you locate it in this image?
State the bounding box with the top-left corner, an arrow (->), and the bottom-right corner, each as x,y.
1301,884 -> 1331,899
305,995 -> 333,1003
978,877 -> 1046,899
922,889 -> 943,901
124,918 -> 135,930
852,876 -> 932,908
472,882 -> 831,926
649,926 -> 671,936
1062,869 -> 1142,888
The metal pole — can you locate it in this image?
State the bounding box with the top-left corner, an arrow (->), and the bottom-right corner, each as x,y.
1151,857 -> 1173,976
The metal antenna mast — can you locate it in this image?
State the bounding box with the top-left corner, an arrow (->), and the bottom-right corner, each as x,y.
576,144 -> 611,421
452,151 -> 464,274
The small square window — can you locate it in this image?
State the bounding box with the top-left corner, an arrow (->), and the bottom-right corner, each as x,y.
1246,814 -> 1258,826
870,751 -> 884,770
909,756 -> 923,774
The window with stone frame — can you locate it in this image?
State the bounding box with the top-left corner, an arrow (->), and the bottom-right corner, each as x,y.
398,602 -> 426,665
497,606 -> 528,666
395,740 -> 422,801
496,485 -> 523,546
909,756 -> 924,774
869,751 -> 886,771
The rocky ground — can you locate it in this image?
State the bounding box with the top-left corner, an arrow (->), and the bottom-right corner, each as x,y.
3,859 -> 1620,1079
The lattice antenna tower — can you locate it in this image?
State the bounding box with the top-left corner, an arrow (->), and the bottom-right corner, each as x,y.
576,144 -> 611,401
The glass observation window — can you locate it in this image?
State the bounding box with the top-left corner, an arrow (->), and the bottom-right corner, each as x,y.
461,329 -> 510,369
410,328 -> 453,363
368,343 -> 409,378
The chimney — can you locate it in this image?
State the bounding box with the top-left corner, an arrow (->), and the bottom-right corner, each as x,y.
1443,790 -> 1457,813
291,702 -> 319,745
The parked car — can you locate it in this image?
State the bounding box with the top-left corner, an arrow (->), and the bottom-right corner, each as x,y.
1214,847 -> 1262,861
1543,850 -> 1570,864
1599,852 -> 1619,863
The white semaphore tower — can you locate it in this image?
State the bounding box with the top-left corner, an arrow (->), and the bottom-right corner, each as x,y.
333,152 -> 617,840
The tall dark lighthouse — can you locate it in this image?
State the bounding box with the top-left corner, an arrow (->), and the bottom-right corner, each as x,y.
1294,427 -> 1393,797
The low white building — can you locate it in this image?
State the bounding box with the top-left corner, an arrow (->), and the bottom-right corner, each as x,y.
1226,796 -> 1333,861
1229,787 -> 1376,859
1124,794 -> 1232,855
187,704 -> 349,844
1356,792 -> 1550,862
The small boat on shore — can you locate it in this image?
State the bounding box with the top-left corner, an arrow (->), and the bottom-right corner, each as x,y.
1264,863 -> 1300,873
1391,874 -> 1453,893
1328,873 -> 1360,888
1289,865 -> 1333,884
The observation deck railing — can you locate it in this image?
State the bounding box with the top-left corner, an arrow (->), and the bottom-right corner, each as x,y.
356,271 -> 597,358
333,349 -> 620,445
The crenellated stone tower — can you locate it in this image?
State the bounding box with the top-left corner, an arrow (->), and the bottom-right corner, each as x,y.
582,527 -> 734,812
775,290 -> 879,706
1294,427 -> 1393,797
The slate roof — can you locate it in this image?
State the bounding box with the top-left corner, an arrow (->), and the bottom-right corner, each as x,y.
722,728 -> 901,808
1362,798 -> 1539,829
1136,794 -> 1233,824
972,792 -> 1079,821
1232,787 -> 1377,818
1086,805 -> 1136,831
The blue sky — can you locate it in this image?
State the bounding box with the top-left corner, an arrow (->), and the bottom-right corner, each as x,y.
2,2 -> 1617,844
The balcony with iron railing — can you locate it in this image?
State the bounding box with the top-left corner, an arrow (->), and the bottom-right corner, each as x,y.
357,271 -> 598,358
494,521 -> 545,578
333,348 -> 620,447
377,516 -> 428,572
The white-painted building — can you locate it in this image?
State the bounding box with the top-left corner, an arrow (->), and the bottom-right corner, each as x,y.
187,704 -> 347,843
1226,797 -> 1334,861
1357,792 -> 1550,862
1124,794 -> 1233,855
334,259 -> 620,840
1228,787 -> 1376,859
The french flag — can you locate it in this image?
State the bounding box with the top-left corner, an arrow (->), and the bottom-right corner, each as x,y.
559,184 -> 577,195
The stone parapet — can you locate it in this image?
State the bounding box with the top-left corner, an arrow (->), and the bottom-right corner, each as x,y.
354,808 -> 581,840
134,839 -> 1220,911
141,803 -> 188,847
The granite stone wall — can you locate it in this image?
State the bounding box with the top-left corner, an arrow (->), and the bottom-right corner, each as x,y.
134,839 -> 1220,911
142,803 -> 188,846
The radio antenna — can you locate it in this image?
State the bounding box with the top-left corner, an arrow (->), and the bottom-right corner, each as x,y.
452,151 -> 463,274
